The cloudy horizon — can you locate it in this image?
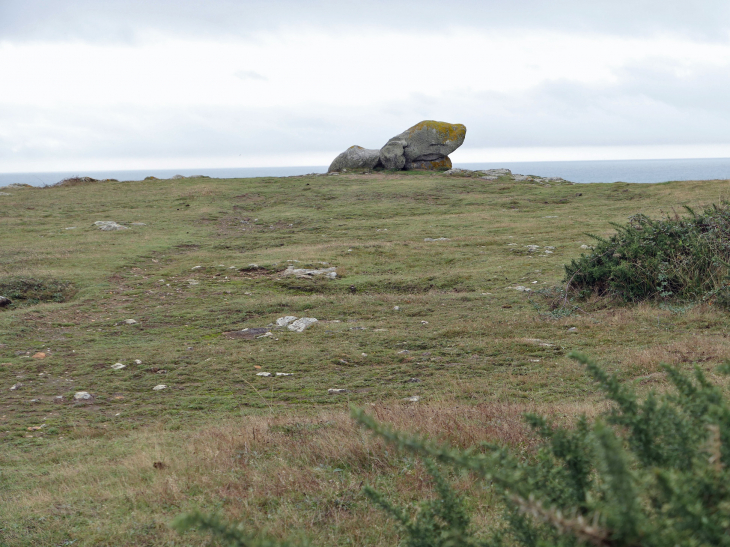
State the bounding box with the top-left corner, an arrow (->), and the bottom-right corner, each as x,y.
2,0 -> 730,173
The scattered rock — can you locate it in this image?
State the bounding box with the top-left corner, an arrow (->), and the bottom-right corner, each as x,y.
288,317 -> 318,332
32,352 -> 46,359
111,363 -> 126,370
328,388 -> 348,395
276,316 -> 298,327
403,395 -> 421,402
568,327 -> 578,332
281,266 -> 337,279
526,245 -> 540,252
407,378 -> 421,383
275,372 -> 293,376
74,391 -> 93,400
328,145 -> 382,172
225,327 -> 271,340
0,192 -> 11,196
10,383 -> 22,391
424,237 -> 450,242
53,395 -> 64,403
131,222 -> 146,226
393,306 -> 400,311
580,244 -> 592,250
124,319 -> 137,325
134,359 -> 142,365
152,384 -> 167,391
191,265 -> 202,270
256,372 -> 272,377
94,221 -> 128,231
379,120 -> 466,170
0,296 -> 11,307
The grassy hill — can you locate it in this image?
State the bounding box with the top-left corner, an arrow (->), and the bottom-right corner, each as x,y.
1,171 -> 729,545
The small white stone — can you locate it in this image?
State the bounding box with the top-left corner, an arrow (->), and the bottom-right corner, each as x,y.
134,359 -> 142,365
568,327 -> 578,332
111,363 -> 126,370
124,319 -> 137,325
10,383 -> 21,391
580,244 -> 590,249
276,316 -> 298,327
287,317 -> 318,332
328,388 -> 348,394
188,280 -> 199,285
361,353 -> 368,357
74,391 -> 92,400
421,320 -> 429,324
275,372 -> 293,376
191,266 -> 202,270
393,306 -> 400,311
531,281 -> 538,284
152,384 -> 167,391
256,372 -> 272,377
403,396 -> 421,402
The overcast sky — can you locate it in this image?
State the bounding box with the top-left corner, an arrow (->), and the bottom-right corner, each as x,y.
2,0 -> 730,172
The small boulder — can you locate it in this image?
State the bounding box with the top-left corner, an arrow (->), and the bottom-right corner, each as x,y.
0,296 -> 11,307
276,316 -> 298,327
94,221 -> 128,231
152,384 -> 167,391
111,363 -> 126,370
288,317 -> 318,332
328,146 -> 382,172
328,388 -> 348,395
74,391 -> 93,400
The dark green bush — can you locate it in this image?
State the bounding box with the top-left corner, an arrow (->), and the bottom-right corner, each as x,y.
564,203 -> 730,305
0,277 -> 76,307
173,352 -> 730,547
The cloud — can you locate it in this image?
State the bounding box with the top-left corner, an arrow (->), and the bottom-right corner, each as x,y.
234,70 -> 267,81
2,0 -> 730,43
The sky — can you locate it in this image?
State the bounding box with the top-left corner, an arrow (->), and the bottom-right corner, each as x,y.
2,0 -> 730,172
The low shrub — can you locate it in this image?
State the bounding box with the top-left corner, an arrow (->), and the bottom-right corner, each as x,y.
173,352 -> 730,547
564,203 -> 730,305
0,277 -> 76,307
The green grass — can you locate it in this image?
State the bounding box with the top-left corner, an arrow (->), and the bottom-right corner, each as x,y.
1,171 -> 729,545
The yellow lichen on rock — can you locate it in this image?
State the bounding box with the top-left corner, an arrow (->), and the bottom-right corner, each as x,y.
407,157 -> 453,170
407,120 -> 466,144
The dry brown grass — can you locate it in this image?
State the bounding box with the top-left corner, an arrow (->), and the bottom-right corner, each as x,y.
4,401 -> 604,546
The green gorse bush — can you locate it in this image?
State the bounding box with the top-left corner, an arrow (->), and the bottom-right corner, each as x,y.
173,352 -> 730,546
564,202 -> 730,305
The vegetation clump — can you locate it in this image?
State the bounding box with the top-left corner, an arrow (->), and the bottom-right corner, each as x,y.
0,277 -> 76,307
174,352 -> 730,547
565,202 -> 730,306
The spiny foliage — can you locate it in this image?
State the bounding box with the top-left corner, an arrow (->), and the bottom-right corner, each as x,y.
173,352 -> 730,546
564,202 -> 730,305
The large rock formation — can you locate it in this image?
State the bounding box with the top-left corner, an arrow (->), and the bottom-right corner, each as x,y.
328,121 -> 466,172
380,121 -> 466,170
328,145 -> 382,172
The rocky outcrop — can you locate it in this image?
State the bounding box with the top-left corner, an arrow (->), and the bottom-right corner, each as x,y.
381,121 -> 466,171
328,145 -> 382,172
328,120 -> 466,172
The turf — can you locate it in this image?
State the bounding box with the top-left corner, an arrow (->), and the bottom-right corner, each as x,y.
1,171 -> 729,545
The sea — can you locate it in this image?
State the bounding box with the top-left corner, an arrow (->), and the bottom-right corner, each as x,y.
3,157 -> 730,187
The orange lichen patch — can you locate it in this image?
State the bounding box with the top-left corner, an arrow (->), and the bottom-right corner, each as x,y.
409,157 -> 452,170
347,145 -> 365,151
32,352 -> 46,359
406,120 -> 466,142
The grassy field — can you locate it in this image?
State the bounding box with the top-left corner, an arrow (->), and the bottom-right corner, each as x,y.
1,170 -> 729,546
